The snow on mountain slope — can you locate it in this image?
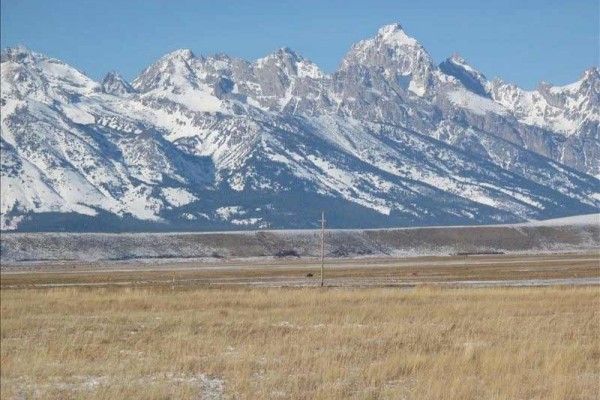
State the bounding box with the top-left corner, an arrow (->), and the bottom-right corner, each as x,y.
446,88 -> 507,116
488,68 -> 600,136
0,47 -> 218,230
132,49 -> 227,114
1,25 -> 599,231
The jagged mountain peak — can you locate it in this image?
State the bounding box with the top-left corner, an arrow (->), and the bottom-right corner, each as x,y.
161,48 -> 196,61
1,37 -> 598,231
256,47 -> 306,65
377,22 -> 403,34
375,23 -> 419,47
1,45 -> 99,101
583,66 -> 600,81
439,53 -> 489,97
535,67 -> 599,95
345,23 -> 428,59
254,47 -> 324,81
103,70 -> 125,80
339,23 -> 435,97
448,53 -> 466,64
274,46 -> 300,57
441,54 -> 485,77
579,67 -> 600,92
101,71 -> 136,95
212,52 -> 232,62
0,44 -> 41,63
445,54 -> 478,71
132,49 -> 201,93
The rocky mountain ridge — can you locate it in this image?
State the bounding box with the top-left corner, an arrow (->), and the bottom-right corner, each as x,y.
1,24 -> 598,231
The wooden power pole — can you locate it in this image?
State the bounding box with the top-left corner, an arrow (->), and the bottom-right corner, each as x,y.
319,211 -> 326,287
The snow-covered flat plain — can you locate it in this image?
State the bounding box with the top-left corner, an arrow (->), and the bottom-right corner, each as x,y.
521,213 -> 599,226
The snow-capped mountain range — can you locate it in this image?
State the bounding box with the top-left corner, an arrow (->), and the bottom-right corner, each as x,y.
1,24 -> 599,231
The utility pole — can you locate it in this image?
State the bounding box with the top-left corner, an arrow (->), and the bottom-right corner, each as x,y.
319,211 -> 326,287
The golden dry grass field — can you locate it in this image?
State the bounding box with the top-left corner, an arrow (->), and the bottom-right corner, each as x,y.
1,284 -> 599,399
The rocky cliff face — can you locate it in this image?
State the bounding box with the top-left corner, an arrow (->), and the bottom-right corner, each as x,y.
1,25 -> 598,231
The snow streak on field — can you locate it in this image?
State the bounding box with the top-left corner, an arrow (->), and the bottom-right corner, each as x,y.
2,253 -> 598,290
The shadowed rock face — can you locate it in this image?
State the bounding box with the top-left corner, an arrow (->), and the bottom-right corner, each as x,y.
439,55 -> 489,98
1,25 -> 599,231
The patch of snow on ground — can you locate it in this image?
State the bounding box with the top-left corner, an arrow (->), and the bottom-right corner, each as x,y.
231,217 -> 261,226
448,88 -> 507,116
60,103 -> 96,125
408,80 -> 426,97
216,206 -> 245,220
161,187 -> 197,207
5,373 -> 224,399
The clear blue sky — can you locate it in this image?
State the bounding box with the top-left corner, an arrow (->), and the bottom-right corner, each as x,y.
2,0 -> 598,89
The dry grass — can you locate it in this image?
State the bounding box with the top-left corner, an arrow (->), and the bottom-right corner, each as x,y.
1,285 -> 599,399
2,252 -> 598,288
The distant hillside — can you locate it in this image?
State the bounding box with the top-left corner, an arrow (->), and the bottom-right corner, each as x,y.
2,215 -> 597,265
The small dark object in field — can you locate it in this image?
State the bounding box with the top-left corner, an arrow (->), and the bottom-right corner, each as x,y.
456,251 -> 505,256
274,249 -> 300,258
306,273 -> 313,277
410,272 -> 418,276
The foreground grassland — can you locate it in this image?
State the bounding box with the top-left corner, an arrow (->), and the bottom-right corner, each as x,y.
1,286 -> 599,399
